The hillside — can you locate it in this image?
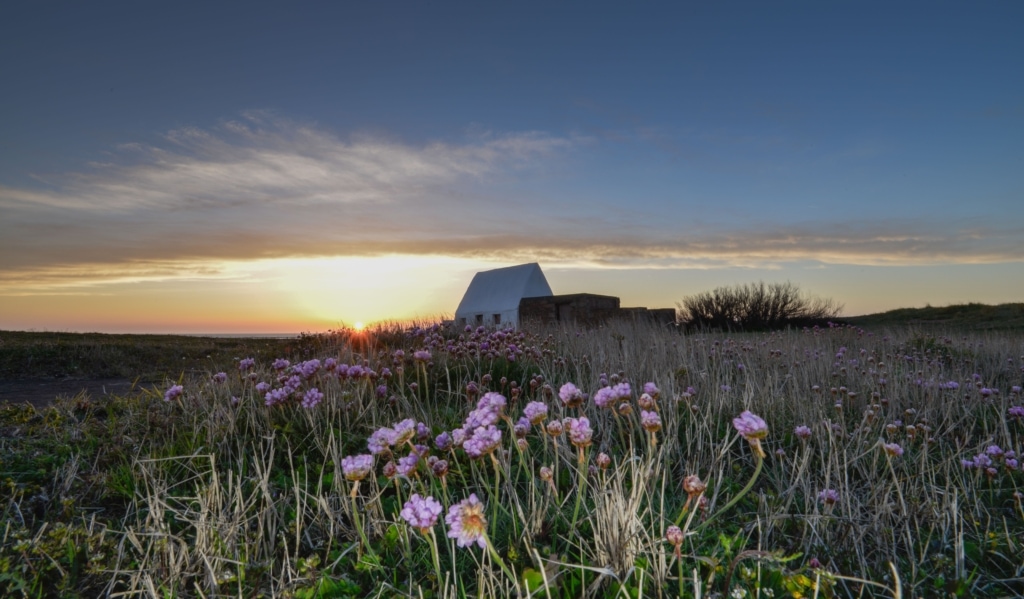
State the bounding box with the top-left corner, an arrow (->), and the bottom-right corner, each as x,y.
844,302 -> 1024,330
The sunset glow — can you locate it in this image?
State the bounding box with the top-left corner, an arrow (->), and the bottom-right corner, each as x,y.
1,3 -> 1021,333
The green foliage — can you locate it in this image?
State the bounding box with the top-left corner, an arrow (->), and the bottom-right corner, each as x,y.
2,323 -> 1023,596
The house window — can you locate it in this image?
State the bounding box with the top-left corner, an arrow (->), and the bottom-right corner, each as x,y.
475,314 -> 483,325
493,314 -> 501,325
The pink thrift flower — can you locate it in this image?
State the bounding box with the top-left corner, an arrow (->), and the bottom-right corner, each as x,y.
733,410 -> 768,457
883,442 -> 904,457
298,359 -> 321,378
665,525 -> 684,546
396,453 -> 420,477
478,392 -> 507,412
985,445 -> 1004,457
559,382 -> 584,408
301,388 -> 324,409
464,425 -> 502,458
164,384 -> 184,402
392,419 -> 417,445
212,372 -> 228,384
818,489 -> 840,506
434,431 -> 453,451
401,494 -> 443,532
446,494 -> 488,548
368,427 -> 394,454
341,454 -> 374,481
794,425 -> 812,440
564,416 -> 593,448
238,357 -> 255,371
733,411 -> 768,440
465,405 -> 500,429
593,387 -> 614,408
641,410 -> 662,433
523,401 -> 548,424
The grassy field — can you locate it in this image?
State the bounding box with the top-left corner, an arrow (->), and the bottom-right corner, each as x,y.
844,303 -> 1024,331
0,330 -> 319,381
1,321 -> 1023,597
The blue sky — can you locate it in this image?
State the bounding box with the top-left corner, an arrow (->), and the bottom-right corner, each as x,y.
1,2 -> 1022,332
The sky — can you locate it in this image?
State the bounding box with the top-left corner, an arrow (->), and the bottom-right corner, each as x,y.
1,1 -> 1022,334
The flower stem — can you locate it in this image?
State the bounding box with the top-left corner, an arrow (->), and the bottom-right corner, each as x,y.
349,491 -> 377,558
689,454 -> 763,531
485,534 -> 521,595
569,447 -> 588,533
426,528 -> 443,585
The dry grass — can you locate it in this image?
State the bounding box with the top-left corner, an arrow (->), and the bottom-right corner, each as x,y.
2,321 -> 1023,597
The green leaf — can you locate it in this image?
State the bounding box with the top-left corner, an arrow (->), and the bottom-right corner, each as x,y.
521,568 -> 545,593
354,552 -> 382,573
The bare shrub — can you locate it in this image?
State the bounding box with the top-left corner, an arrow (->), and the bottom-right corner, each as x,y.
677,281 -> 842,331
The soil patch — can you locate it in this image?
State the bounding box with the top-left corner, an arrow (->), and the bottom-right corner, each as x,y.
0,378 -> 140,411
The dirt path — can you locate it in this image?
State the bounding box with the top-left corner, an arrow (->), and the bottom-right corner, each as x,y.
0,378 -> 139,410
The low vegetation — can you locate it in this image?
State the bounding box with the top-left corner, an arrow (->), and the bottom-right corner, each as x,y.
846,303 -> 1024,331
1,321 -> 1023,597
0,330 -> 317,381
677,281 -> 843,332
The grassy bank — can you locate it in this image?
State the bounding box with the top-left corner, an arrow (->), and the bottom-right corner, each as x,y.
1,322 -> 1023,597
844,303 -> 1024,331
0,331 -> 326,381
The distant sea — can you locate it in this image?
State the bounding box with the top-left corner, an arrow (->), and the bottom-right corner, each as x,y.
181,333 -> 300,339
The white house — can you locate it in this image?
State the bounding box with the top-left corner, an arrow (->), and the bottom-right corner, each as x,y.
454,263 -> 553,328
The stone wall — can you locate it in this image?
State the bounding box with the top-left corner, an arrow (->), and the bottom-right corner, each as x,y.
519,294 -> 676,326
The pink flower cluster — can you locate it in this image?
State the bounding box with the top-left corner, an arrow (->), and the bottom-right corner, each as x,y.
523,401 -> 548,424
559,382 -> 584,408
301,388 -> 324,409
446,494 -> 487,548
341,454 -> 374,481
163,384 -> 184,402
368,418 -> 425,454
818,489 -> 840,505
401,494 -> 443,532
962,446 -> 1021,474
464,425 -> 502,458
464,392 -> 506,428
564,416 -> 593,448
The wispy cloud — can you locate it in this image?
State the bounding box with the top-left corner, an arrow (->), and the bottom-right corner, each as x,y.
1,113 -> 1021,292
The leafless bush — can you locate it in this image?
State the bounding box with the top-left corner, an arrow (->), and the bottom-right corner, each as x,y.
677,281 -> 842,331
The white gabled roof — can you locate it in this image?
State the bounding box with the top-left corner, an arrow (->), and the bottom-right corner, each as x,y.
455,263 -> 553,315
